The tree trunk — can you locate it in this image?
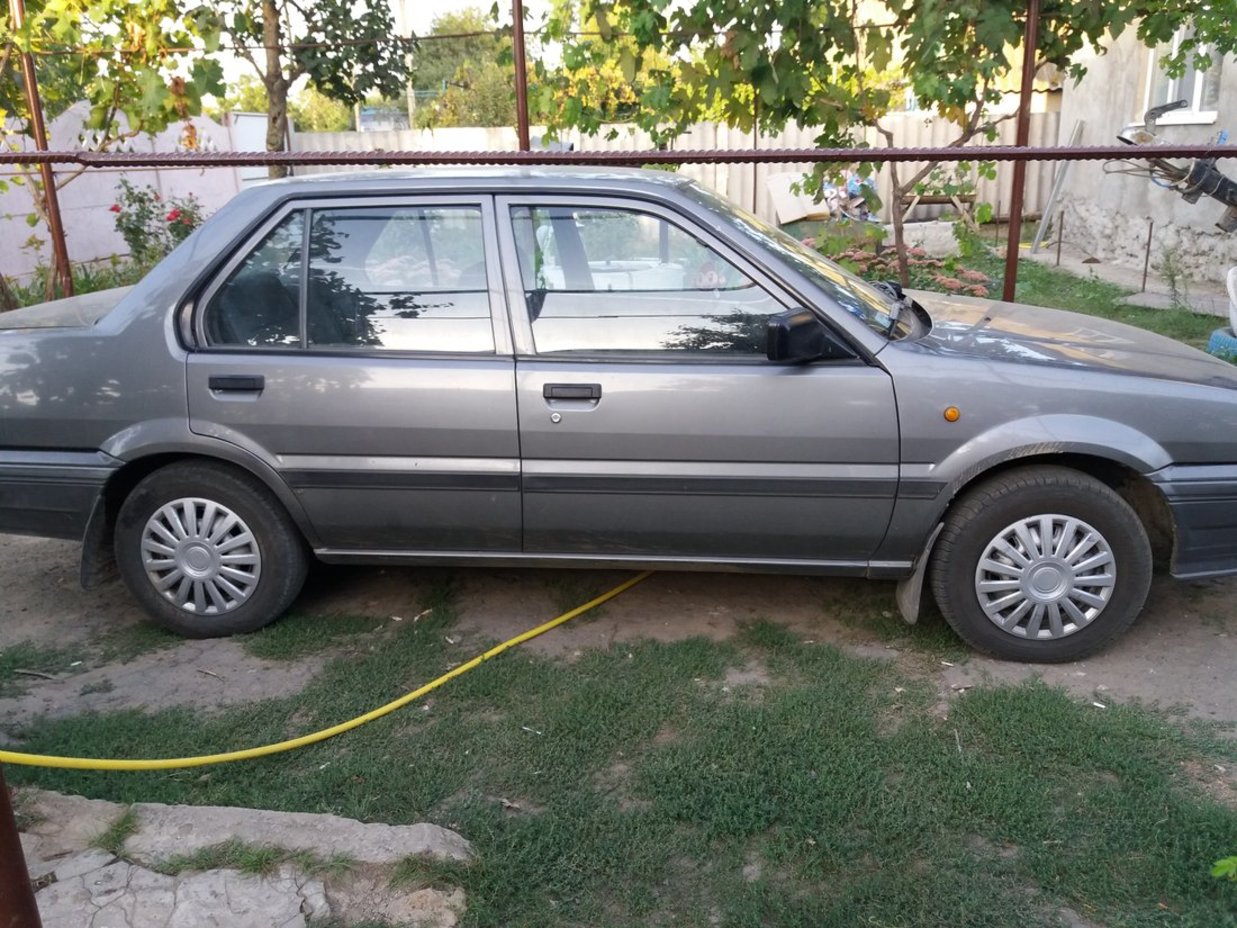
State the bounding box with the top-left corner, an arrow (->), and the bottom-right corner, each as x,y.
263,0 -> 290,180
887,161 -> 911,287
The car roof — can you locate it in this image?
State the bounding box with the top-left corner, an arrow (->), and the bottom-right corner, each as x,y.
253,165 -> 694,196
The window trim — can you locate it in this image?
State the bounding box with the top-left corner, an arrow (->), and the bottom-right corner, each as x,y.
192,194 -> 512,357
1140,30 -> 1222,127
495,193 -> 819,361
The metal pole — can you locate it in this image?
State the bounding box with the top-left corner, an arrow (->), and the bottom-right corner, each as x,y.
511,0 -> 531,151
1055,211 -> 1064,267
1001,0 -> 1040,303
9,0 -> 72,299
0,766 -> 43,928
1141,219 -> 1154,292
4,143 -> 1235,169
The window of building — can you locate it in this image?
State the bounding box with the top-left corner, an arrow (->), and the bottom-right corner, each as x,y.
1144,30 -> 1222,125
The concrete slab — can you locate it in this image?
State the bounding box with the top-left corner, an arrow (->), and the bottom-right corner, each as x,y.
19,789 -> 473,927
34,857 -> 316,928
125,801 -> 474,867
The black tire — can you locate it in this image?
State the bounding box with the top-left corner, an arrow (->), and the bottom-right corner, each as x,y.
928,465 -> 1152,663
115,461 -> 308,638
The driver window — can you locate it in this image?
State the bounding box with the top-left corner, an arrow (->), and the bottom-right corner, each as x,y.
510,205 -> 785,355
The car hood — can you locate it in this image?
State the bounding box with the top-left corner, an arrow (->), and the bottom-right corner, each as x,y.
905,290 -> 1237,389
0,286 -> 133,330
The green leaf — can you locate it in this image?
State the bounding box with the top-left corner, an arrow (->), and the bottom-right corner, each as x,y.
619,48 -> 638,84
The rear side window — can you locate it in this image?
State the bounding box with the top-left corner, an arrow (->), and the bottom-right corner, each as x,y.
203,205 -> 493,353
509,205 -> 785,356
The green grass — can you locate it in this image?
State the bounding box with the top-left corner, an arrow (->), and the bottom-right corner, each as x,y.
93,622 -> 182,663
0,625 -> 179,698
0,642 -> 82,697
150,838 -> 356,878
821,578 -> 971,662
240,612 -> 390,661
91,808 -> 138,857
8,603 -> 1235,928
972,254 -> 1221,349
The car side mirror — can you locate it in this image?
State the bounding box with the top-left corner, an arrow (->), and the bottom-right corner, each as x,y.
767,308 -> 831,363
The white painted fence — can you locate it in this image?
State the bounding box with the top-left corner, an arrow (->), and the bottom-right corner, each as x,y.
0,107 -> 1059,281
292,111 -> 1060,225
0,106 -> 266,280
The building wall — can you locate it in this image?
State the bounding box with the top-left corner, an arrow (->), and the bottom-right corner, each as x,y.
1056,33 -> 1237,284
0,108 -> 265,280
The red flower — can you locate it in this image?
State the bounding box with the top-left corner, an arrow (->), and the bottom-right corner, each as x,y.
109,203 -> 121,213
166,209 -> 181,222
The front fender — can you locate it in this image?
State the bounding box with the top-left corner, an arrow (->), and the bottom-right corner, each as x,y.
875,414 -> 1171,563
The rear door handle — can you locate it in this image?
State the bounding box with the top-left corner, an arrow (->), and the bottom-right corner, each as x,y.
543,383 -> 601,400
209,374 -> 265,392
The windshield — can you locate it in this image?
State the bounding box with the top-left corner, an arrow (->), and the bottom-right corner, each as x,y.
685,183 -> 900,337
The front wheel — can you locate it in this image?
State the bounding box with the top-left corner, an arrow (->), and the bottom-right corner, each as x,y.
115,461 -> 308,637
929,466 -> 1152,662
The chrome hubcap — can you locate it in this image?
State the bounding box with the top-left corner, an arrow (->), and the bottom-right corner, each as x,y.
141,498 -> 261,615
974,514 -> 1115,640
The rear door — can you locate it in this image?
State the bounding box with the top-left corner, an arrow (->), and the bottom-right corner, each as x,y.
496,195 -> 900,566
187,195 -> 521,553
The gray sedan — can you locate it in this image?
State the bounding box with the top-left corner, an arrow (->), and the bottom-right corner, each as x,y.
2,167 -> 1235,661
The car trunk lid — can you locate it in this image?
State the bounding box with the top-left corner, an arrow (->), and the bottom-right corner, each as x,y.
0,286 -> 133,330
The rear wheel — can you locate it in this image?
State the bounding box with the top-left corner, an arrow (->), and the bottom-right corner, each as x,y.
929,466 -> 1152,662
115,461 -> 307,637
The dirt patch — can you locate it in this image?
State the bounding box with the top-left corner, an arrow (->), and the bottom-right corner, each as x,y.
936,577 -> 1237,726
3,534 -> 1237,728
0,536 -> 145,650
452,570 -> 834,656
722,661 -> 771,689
1178,759 -> 1237,810
0,640 -> 326,726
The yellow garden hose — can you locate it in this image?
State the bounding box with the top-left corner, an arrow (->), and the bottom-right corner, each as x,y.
0,571 -> 652,772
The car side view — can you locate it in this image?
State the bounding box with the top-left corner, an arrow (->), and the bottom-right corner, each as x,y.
2,167 -> 1236,662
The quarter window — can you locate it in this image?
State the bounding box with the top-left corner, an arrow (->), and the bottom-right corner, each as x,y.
203,212 -> 303,347
510,205 -> 786,355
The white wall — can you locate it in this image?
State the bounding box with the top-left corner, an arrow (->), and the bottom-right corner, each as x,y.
1055,33 -> 1237,283
0,106 -> 252,280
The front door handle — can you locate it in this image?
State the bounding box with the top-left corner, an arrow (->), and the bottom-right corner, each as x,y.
209,374 -> 265,392
543,382 -> 601,400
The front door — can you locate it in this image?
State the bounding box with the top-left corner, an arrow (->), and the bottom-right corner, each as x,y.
188,196 -> 520,553
497,196 -> 899,566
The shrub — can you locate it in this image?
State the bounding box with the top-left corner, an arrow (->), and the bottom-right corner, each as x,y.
110,180 -> 206,263
822,241 -> 993,299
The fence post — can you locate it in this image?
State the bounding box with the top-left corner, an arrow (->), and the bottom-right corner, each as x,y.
0,765 -> 43,928
1001,0 -> 1041,302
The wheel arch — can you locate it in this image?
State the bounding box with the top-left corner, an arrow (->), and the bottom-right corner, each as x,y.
892,446 -> 1175,626
80,446 -> 318,589
944,452 -> 1174,566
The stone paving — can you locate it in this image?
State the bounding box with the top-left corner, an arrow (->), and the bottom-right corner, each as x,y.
18,789 -> 471,927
